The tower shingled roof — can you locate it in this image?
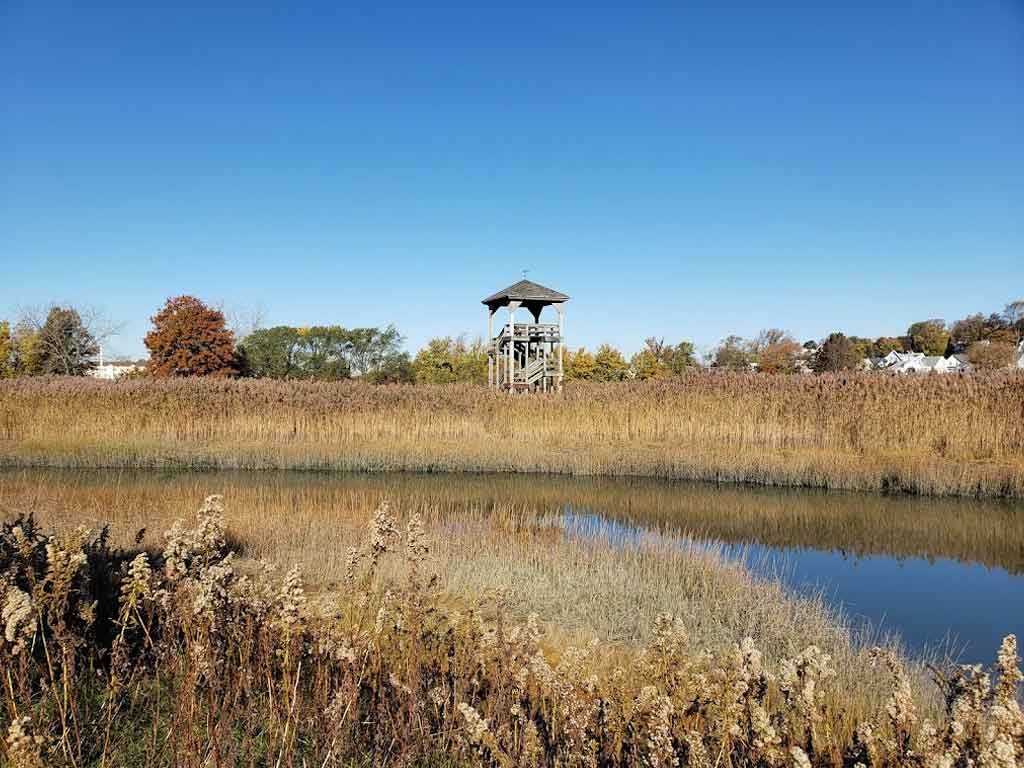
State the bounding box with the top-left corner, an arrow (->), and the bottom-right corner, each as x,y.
481,279 -> 570,306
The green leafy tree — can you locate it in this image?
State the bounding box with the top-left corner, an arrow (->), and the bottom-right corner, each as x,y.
666,341 -> 698,373
628,338 -> 698,379
295,326 -> 352,381
813,332 -> 859,373
630,338 -> 670,380
412,337 -> 487,385
565,347 -> 597,380
712,335 -> 753,369
630,349 -> 667,380
0,321 -> 13,378
453,338 -> 489,384
871,337 -> 905,356
347,325 -> 405,379
907,319 -> 950,355
239,326 -> 302,379
847,336 -> 873,362
12,323 -> 42,376
593,344 -> 629,382
368,351 -> 415,384
413,338 -> 458,384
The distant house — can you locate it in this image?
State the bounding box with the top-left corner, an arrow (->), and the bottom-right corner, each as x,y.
950,353 -> 973,372
863,350 -> 969,374
920,356 -> 958,373
89,360 -> 143,380
880,350 -> 909,368
861,341 -> 1022,374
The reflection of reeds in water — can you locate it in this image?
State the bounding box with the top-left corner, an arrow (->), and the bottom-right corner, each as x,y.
4,467 -> 1021,573
1,496 -> 1020,766
0,466 -> 948,731
2,373 -> 1024,497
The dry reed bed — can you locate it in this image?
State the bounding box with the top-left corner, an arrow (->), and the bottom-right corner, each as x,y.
0,497 -> 1020,767
2,372 -> 1024,497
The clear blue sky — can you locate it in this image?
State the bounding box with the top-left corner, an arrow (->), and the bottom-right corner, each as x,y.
2,1 -> 1022,359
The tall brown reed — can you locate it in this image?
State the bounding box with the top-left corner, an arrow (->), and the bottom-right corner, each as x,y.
0,498 -> 1020,767
2,372 -> 1023,497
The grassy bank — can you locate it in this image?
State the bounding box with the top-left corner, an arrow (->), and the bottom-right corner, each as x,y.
2,372 -> 1024,497
0,469 -> 910,684
0,496 -> 1020,767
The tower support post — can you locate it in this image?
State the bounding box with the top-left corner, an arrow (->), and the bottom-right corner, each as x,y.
554,303 -> 565,392
487,309 -> 494,388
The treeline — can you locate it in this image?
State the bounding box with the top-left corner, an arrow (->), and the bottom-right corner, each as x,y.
705,299 -> 1024,374
407,337 -> 700,384
239,324 -> 412,382
2,295 -> 1022,383
0,296 -> 415,384
0,306 -> 106,378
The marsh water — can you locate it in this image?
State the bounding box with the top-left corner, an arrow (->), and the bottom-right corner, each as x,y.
2,467 -> 1021,662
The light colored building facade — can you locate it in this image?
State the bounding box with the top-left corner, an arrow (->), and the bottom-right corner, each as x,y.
89,361 -> 142,380
864,350 -> 971,374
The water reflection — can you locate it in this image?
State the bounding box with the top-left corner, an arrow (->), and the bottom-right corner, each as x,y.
558,507 -> 1021,660
1,467 -> 1021,660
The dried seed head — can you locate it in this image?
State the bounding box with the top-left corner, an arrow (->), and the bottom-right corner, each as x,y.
2,586 -> 35,655
994,635 -> 1021,706
5,716 -> 46,768
278,565 -> 306,628
458,702 -> 491,745
789,746 -> 812,768
405,513 -> 429,564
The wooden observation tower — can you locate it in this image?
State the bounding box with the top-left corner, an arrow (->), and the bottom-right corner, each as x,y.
483,279 -> 569,393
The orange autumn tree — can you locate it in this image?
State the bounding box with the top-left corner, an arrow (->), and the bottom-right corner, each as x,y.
144,296 -> 239,377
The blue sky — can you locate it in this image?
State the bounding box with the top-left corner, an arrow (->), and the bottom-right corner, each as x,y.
2,1 -> 1022,359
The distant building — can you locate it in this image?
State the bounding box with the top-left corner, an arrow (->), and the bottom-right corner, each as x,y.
89,362 -> 142,380
863,350 -> 970,374
88,352 -> 144,380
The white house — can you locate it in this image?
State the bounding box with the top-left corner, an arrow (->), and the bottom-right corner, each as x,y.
862,342 -> 1021,374
868,351 -> 922,372
880,350 -> 911,368
89,361 -> 142,380
920,356 -> 958,373
864,350 -> 969,374
950,353 -> 973,372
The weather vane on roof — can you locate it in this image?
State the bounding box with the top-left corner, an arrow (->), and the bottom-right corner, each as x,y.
522,269 -> 530,280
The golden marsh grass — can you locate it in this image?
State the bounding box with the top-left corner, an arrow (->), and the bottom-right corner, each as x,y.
0,496 -> 1019,766
2,371 -> 1023,497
